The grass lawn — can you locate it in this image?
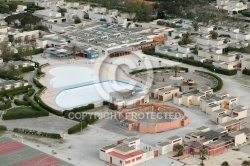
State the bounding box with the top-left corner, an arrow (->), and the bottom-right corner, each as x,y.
3,106 -> 48,120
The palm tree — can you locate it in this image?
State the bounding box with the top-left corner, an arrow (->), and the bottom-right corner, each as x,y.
24,35 -> 29,44
242,160 -> 250,166
70,44 -> 78,59
193,22 -> 199,31
199,147 -> 208,166
173,144 -> 184,156
221,161 -> 229,166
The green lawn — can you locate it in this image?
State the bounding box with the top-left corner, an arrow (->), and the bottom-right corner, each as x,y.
3,106 -> 48,120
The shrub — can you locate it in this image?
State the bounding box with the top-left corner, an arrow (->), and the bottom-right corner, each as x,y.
242,68 -> 250,75
0,125 -> 7,131
21,66 -> 35,73
13,128 -> 61,139
2,106 -> 49,120
63,104 -> 95,118
0,100 -> 11,110
68,122 -> 87,134
14,99 -> 30,106
195,70 -> 223,92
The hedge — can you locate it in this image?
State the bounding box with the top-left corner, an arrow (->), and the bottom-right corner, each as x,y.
130,66 -> 189,75
0,85 -> 32,96
2,106 -> 49,120
36,63 -> 49,78
13,128 -> 61,139
63,104 -> 95,118
0,100 -> 11,110
68,122 -> 87,134
68,115 -> 98,134
0,125 -> 7,131
195,70 -> 223,92
21,66 -> 35,73
142,48 -> 237,76
14,99 -> 30,106
242,68 -> 250,76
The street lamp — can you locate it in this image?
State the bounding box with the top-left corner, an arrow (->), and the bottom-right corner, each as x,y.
138,60 -> 141,66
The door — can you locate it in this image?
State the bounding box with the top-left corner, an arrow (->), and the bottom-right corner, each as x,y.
159,95 -> 163,101
110,157 -> 112,164
151,92 -> 154,98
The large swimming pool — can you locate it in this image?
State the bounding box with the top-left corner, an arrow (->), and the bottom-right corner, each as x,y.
49,66 -> 140,109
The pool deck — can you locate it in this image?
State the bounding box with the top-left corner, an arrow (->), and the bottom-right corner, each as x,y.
39,61 -> 147,110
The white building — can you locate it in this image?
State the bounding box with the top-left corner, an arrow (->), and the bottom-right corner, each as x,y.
99,137 -> 158,166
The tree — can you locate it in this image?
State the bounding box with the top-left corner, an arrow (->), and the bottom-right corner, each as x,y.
24,35 -> 29,44
58,7 -> 67,17
210,30 -> 218,39
17,37 -> 22,45
178,33 -> 193,45
242,160 -> 250,166
221,161 -> 229,166
193,22 -> 199,32
0,42 -> 14,62
173,144 -> 184,156
70,44 -> 78,58
74,16 -> 81,24
199,147 -> 208,166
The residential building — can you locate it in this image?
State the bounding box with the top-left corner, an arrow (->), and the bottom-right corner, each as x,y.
156,136 -> 182,155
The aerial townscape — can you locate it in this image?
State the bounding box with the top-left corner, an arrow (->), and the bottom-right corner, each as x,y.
0,0 -> 250,166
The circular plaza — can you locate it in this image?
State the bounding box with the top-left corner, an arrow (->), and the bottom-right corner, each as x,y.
117,103 -> 189,134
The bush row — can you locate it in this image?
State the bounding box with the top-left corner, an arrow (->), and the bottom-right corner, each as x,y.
0,85 -> 32,96
130,66 -> 189,75
0,125 -> 7,131
36,63 -> 49,78
143,48 -> 238,76
68,115 -> 98,134
63,104 -> 95,118
0,100 -> 11,110
13,128 -> 61,139
242,68 -> 250,76
2,107 -> 48,120
13,48 -> 44,58
14,99 -> 30,106
195,70 -> 223,92
21,66 -> 35,73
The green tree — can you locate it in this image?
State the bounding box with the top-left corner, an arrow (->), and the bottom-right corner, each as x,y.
70,44 -> 78,58
0,42 -> 14,62
210,30 -> 218,39
242,160 -> 250,166
173,144 -> 184,156
178,33 -> 193,45
193,22 -> 199,31
221,161 -> 229,166
58,7 -> 67,17
74,16 -> 81,24
199,147 -> 208,166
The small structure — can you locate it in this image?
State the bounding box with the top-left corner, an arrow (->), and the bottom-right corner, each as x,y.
0,80 -> 28,90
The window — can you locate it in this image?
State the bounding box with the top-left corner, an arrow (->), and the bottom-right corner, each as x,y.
120,160 -> 122,164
